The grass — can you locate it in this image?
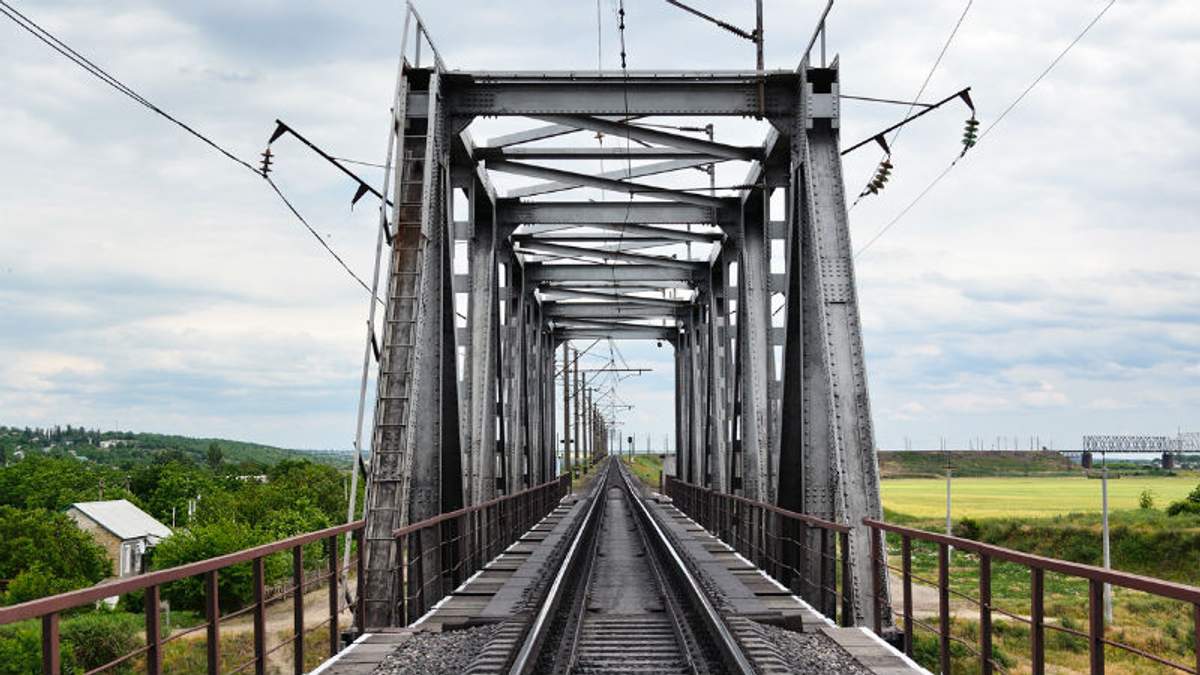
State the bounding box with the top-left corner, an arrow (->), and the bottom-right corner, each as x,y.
622,454 -> 664,489
880,474 -> 1200,673
881,474 -> 1198,518
879,450 -> 1076,478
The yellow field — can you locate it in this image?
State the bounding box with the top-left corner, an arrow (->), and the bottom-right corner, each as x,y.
881,474 -> 1198,518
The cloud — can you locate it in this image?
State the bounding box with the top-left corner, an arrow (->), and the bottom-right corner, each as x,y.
1,0 -> 1198,453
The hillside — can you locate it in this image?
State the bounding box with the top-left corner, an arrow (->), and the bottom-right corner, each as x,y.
878,450 -> 1076,478
0,426 -> 352,469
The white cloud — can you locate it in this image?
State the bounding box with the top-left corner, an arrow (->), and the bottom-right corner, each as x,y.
1,0 -> 1198,452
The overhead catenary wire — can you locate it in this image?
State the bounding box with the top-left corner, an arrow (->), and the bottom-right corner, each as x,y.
854,0 -> 1118,258
850,0 -> 973,207
0,0 -> 383,303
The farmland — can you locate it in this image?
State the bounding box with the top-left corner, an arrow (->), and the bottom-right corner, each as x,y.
881,474 -> 1198,518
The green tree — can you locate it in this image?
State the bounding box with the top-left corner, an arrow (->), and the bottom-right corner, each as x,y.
206,442 -> 223,470
0,506 -> 110,606
150,521 -> 283,612
0,455 -> 136,512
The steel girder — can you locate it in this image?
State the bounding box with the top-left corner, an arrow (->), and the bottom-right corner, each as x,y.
440,70 -> 802,117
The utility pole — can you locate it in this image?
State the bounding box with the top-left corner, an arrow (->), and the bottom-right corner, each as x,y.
584,387 -> 593,472
573,348 -> 582,476
562,342 -> 571,482
1101,450 -> 1112,622
944,437 -> 952,537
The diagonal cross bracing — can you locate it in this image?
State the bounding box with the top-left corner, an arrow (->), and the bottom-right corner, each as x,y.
490,159 -> 723,207
514,241 -> 701,270
499,200 -> 721,225
531,115 -> 760,161
506,158 -> 718,199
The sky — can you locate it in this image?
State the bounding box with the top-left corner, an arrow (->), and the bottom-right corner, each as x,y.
1,0 -> 1197,452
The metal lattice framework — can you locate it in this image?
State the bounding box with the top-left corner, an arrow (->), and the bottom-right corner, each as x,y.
359,10 -> 888,630
1081,435 -> 1176,453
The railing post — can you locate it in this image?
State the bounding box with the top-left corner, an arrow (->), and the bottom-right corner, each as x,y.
980,553 -> 993,675
293,545 -> 304,675
938,542 -> 951,675
146,584 -> 162,675
1089,578 -> 1105,675
839,530 -> 852,627
41,612 -> 60,675
328,535 -> 339,658
820,526 -> 832,616
206,570 -> 221,675
254,556 -> 266,675
1031,567 -> 1044,675
901,535 -> 913,656
1193,603 -> 1199,675
355,528 -> 366,635
870,526 -> 883,635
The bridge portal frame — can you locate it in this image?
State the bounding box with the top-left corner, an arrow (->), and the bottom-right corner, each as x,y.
359,23 -> 889,631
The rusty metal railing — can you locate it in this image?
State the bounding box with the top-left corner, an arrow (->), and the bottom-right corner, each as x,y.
393,473 -> 571,624
864,518 -> 1200,675
663,475 -> 855,627
0,519 -> 364,675
0,473 -> 571,674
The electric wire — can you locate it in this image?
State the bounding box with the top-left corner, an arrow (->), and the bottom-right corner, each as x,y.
850,0 -> 973,208
0,0 -> 384,303
854,0 -> 1118,258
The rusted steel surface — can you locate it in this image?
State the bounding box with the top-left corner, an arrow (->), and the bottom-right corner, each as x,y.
866,517 -> 1200,674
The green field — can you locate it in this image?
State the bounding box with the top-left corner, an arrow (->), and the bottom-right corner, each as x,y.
881,474 -> 1198,518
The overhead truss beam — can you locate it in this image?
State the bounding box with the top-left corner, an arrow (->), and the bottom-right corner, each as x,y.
489,159 -> 724,207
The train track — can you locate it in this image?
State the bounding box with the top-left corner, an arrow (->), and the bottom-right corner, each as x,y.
509,460 -> 755,674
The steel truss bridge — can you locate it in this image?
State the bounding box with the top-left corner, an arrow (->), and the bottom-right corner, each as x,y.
358,15 -> 888,631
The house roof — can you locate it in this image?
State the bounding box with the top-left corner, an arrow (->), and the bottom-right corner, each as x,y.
69,499 -> 172,541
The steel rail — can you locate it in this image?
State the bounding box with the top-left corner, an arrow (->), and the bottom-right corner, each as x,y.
508,464 -> 609,674
619,462 -> 756,675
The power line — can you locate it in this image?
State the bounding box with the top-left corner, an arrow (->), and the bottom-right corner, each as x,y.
851,0 -> 973,208
264,176 -> 384,306
854,0 -> 1118,258
0,0 -> 384,301
0,0 -> 257,175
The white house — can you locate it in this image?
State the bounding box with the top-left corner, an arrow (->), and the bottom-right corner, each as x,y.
66,500 -> 172,577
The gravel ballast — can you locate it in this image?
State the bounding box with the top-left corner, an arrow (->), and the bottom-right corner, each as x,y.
758,623 -> 874,675
371,624 -> 499,675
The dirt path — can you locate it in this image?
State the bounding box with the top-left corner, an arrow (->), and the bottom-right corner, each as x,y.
173,574 -> 358,673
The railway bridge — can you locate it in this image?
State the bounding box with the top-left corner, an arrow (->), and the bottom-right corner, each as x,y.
354,4 -> 888,639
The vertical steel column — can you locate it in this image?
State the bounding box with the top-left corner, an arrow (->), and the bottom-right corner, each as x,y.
736,189 -> 773,502
778,62 -> 888,627
561,342 -> 572,481
464,183 -> 499,505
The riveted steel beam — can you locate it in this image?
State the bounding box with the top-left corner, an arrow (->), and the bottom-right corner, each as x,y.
477,146 -> 736,160
532,115 -> 760,161
498,200 -> 723,225
506,158 -> 717,199
538,287 -> 691,307
489,159 -> 724,207
544,302 -> 687,319
443,70 -> 800,117
514,241 -> 702,270
556,326 -> 675,340
527,264 -> 701,283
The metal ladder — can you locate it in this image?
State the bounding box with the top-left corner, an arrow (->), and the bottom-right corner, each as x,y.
362,131 -> 430,627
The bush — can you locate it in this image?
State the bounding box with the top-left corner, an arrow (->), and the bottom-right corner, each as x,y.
0,621 -> 54,675
151,520 -> 284,612
1139,488 -> 1156,510
1167,484 -> 1200,517
952,517 -> 981,541
60,612 -> 143,674
0,507 -> 109,606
